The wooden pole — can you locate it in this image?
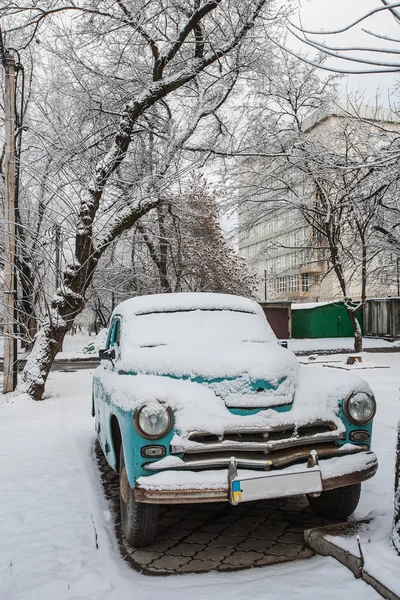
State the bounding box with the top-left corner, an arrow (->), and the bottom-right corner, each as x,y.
3,51 -> 17,393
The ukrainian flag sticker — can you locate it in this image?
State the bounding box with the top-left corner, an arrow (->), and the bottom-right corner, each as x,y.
232,480 -> 242,503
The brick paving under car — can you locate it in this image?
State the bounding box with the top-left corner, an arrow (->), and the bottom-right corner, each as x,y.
96,443 -> 333,575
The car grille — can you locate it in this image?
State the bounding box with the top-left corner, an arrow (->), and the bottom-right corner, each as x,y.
185,422 -> 338,450
142,421 -> 366,473
173,422 -> 344,469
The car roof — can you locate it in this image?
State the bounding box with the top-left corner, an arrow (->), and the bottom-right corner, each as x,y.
112,292 -> 263,319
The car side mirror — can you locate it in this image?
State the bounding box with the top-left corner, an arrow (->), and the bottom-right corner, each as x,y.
99,348 -> 116,362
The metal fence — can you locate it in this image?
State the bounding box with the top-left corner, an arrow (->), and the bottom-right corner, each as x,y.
364,298 -> 400,339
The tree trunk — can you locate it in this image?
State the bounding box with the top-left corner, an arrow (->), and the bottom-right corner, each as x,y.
393,421 -> 400,555
346,307 -> 363,353
19,317 -> 70,400
16,250 -> 38,350
28,313 -> 37,348
19,279 -> 86,399
157,205 -> 172,293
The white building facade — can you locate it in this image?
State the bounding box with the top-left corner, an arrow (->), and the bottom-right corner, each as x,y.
238,107 -> 400,303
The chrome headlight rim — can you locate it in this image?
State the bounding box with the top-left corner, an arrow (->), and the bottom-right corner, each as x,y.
134,401 -> 173,440
343,391 -> 376,425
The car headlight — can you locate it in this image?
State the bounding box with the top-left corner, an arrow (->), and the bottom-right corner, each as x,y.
134,401 -> 173,439
343,391 -> 376,425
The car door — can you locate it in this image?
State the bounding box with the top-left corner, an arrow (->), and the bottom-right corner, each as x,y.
96,317 -> 121,453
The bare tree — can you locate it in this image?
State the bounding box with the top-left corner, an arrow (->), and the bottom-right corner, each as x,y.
86,175 -> 256,322
231,53 -> 398,351
157,176 -> 256,296
0,0 -> 281,399
277,4 -> 400,258
281,4 -> 400,552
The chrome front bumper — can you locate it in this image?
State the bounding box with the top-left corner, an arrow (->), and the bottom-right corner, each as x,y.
134,451 -> 378,504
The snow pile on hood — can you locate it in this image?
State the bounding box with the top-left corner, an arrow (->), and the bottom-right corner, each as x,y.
118,340 -> 298,391
94,364 -> 373,437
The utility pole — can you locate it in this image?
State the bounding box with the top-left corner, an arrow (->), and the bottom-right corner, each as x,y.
3,51 -> 17,393
54,223 -> 61,289
264,269 -> 267,302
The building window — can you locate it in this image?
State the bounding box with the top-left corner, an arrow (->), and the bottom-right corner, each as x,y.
277,276 -> 286,294
288,253 -> 297,268
267,220 -> 275,234
311,273 -> 320,286
302,273 -> 309,292
288,275 -> 299,292
275,255 -> 283,273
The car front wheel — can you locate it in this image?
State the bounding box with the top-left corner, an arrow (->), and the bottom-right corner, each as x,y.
307,483 -> 361,520
119,446 -> 160,547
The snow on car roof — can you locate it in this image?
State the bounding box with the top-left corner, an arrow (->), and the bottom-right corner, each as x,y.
113,292 -> 263,318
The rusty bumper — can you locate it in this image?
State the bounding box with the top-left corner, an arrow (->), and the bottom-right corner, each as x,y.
134,451 -> 378,504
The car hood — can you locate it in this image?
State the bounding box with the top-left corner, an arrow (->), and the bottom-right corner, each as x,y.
94,364 -> 373,438
117,341 -> 300,408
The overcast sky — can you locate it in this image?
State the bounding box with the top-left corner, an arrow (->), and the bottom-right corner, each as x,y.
293,0 -> 399,105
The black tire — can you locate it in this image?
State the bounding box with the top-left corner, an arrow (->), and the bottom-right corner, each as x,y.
119,446 -> 160,547
307,483 -> 361,520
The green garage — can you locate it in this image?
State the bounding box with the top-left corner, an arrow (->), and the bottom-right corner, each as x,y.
291,301 -> 363,338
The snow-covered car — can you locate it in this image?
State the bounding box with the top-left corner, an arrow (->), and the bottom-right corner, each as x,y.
92,293 -> 378,547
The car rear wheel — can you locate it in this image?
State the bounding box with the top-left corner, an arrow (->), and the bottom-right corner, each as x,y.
307,483 -> 361,520
119,446 -> 160,547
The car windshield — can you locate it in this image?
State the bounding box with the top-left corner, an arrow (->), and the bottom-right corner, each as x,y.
122,309 -> 276,348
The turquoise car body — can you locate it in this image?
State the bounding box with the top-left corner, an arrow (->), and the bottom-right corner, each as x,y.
92,294 -> 374,493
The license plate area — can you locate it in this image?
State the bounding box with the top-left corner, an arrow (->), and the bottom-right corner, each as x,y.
230,468 -> 322,504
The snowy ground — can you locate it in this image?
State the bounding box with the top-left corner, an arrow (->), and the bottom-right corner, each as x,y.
311,354 -> 400,597
0,354 -> 399,599
288,337 -> 400,353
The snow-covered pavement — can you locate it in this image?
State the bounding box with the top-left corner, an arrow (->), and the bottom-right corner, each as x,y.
288,337 -> 400,353
0,354 -> 399,600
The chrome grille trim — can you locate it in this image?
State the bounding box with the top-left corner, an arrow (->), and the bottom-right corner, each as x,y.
171,421 -> 344,455
171,432 -> 342,454
186,420 -> 337,439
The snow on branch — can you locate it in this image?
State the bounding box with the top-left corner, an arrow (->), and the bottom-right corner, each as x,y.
290,2 -> 400,36
279,1 -> 400,74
